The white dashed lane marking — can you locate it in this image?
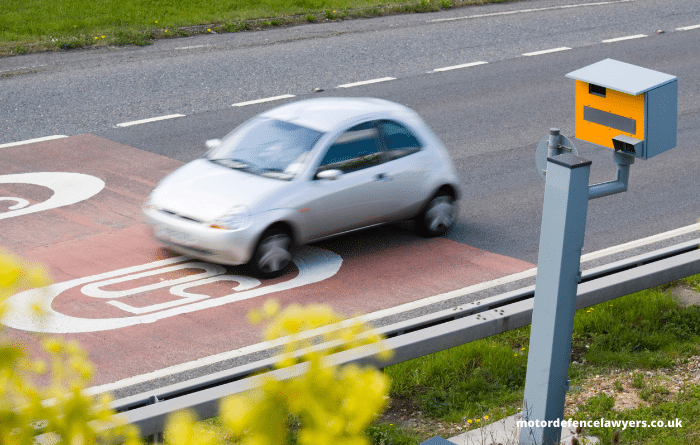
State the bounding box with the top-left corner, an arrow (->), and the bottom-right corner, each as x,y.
432,61 -> 488,72
116,114 -> 186,127
337,77 -> 396,88
231,94 -> 296,107
602,34 -> 647,43
0,135 -> 68,149
677,24 -> 700,31
522,47 -> 571,56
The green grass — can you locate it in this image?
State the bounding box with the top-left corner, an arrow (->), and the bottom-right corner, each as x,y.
574,387 -> 700,444
0,0 -> 508,55
387,329 -> 529,422
380,274 -> 700,444
367,423 -> 420,445
683,273 -> 700,290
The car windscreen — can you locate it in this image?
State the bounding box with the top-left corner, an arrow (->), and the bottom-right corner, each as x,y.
206,117 -> 324,180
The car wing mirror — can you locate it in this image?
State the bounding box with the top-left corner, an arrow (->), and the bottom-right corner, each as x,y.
316,169 -> 343,180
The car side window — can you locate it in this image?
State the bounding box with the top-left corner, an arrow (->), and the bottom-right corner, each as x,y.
378,120 -> 422,161
317,122 -> 382,174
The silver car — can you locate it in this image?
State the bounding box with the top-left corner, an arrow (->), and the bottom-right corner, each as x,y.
143,97 -> 460,277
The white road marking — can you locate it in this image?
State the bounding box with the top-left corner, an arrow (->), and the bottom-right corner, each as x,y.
580,223 -> 700,262
432,61 -> 488,72
0,172 -> 105,220
602,34 -> 647,43
2,246 -> 342,334
86,222 -> 700,395
231,94 -> 296,107
175,45 -> 208,50
0,135 -> 68,148
428,0 -> 637,23
0,197 -> 30,210
677,24 -> 700,31
337,77 -> 396,88
522,47 -> 571,56
116,114 -> 186,127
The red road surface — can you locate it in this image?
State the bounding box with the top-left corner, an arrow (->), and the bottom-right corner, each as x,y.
1,135 -> 533,386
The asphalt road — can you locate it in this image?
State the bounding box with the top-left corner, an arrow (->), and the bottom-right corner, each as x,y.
3,0 -> 698,264
2,0 -> 699,397
2,0 -> 699,141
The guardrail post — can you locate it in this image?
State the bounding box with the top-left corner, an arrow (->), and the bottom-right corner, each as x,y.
520,153 -> 591,445
144,395 -> 164,444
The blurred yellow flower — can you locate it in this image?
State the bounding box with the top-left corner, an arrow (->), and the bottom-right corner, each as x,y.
263,299 -> 280,317
1,251 -> 141,445
0,255 -> 20,288
168,300 -> 392,445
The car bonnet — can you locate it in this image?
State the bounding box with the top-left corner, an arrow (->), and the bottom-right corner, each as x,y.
150,158 -> 287,222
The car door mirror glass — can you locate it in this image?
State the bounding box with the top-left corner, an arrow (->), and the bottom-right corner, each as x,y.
316,169 -> 343,181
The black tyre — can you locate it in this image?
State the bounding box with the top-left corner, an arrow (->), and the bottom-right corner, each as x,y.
416,192 -> 456,237
249,228 -> 293,278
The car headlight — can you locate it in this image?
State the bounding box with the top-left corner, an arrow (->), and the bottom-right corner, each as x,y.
210,206 -> 251,230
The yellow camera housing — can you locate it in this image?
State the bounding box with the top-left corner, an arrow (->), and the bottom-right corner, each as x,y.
566,59 -> 677,159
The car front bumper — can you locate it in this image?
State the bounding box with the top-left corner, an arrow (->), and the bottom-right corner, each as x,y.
143,207 -> 263,266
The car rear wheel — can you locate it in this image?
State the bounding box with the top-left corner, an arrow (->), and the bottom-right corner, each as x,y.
416,192 -> 456,237
249,228 -> 293,278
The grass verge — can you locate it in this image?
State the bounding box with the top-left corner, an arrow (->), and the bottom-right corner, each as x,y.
375,273 -> 700,444
1,0 -> 511,57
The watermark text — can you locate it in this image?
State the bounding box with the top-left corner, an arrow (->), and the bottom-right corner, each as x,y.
517,418 -> 683,430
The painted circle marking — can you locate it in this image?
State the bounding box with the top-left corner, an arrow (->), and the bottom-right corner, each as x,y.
0,172 -> 105,220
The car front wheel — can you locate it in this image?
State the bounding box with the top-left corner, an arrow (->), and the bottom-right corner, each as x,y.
249,228 -> 293,278
416,193 -> 456,237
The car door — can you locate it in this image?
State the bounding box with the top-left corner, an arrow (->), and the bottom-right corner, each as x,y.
374,119 -> 432,220
302,121 -> 395,240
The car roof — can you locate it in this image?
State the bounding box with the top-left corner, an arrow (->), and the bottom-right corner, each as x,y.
259,97 -> 415,133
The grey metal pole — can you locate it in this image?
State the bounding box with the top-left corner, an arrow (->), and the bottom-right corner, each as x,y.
520,153 -> 592,445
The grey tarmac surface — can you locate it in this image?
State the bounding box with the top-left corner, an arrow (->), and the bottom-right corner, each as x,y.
1,0 -> 699,262
1,0 -> 699,396
2,0 -> 700,143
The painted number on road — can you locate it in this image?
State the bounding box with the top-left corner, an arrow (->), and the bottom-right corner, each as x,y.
2,247 -> 342,334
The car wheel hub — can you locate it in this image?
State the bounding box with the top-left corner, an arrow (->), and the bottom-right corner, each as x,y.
258,234 -> 292,273
426,197 -> 454,232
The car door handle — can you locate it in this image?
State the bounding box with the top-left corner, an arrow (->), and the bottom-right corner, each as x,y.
375,173 -> 391,181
